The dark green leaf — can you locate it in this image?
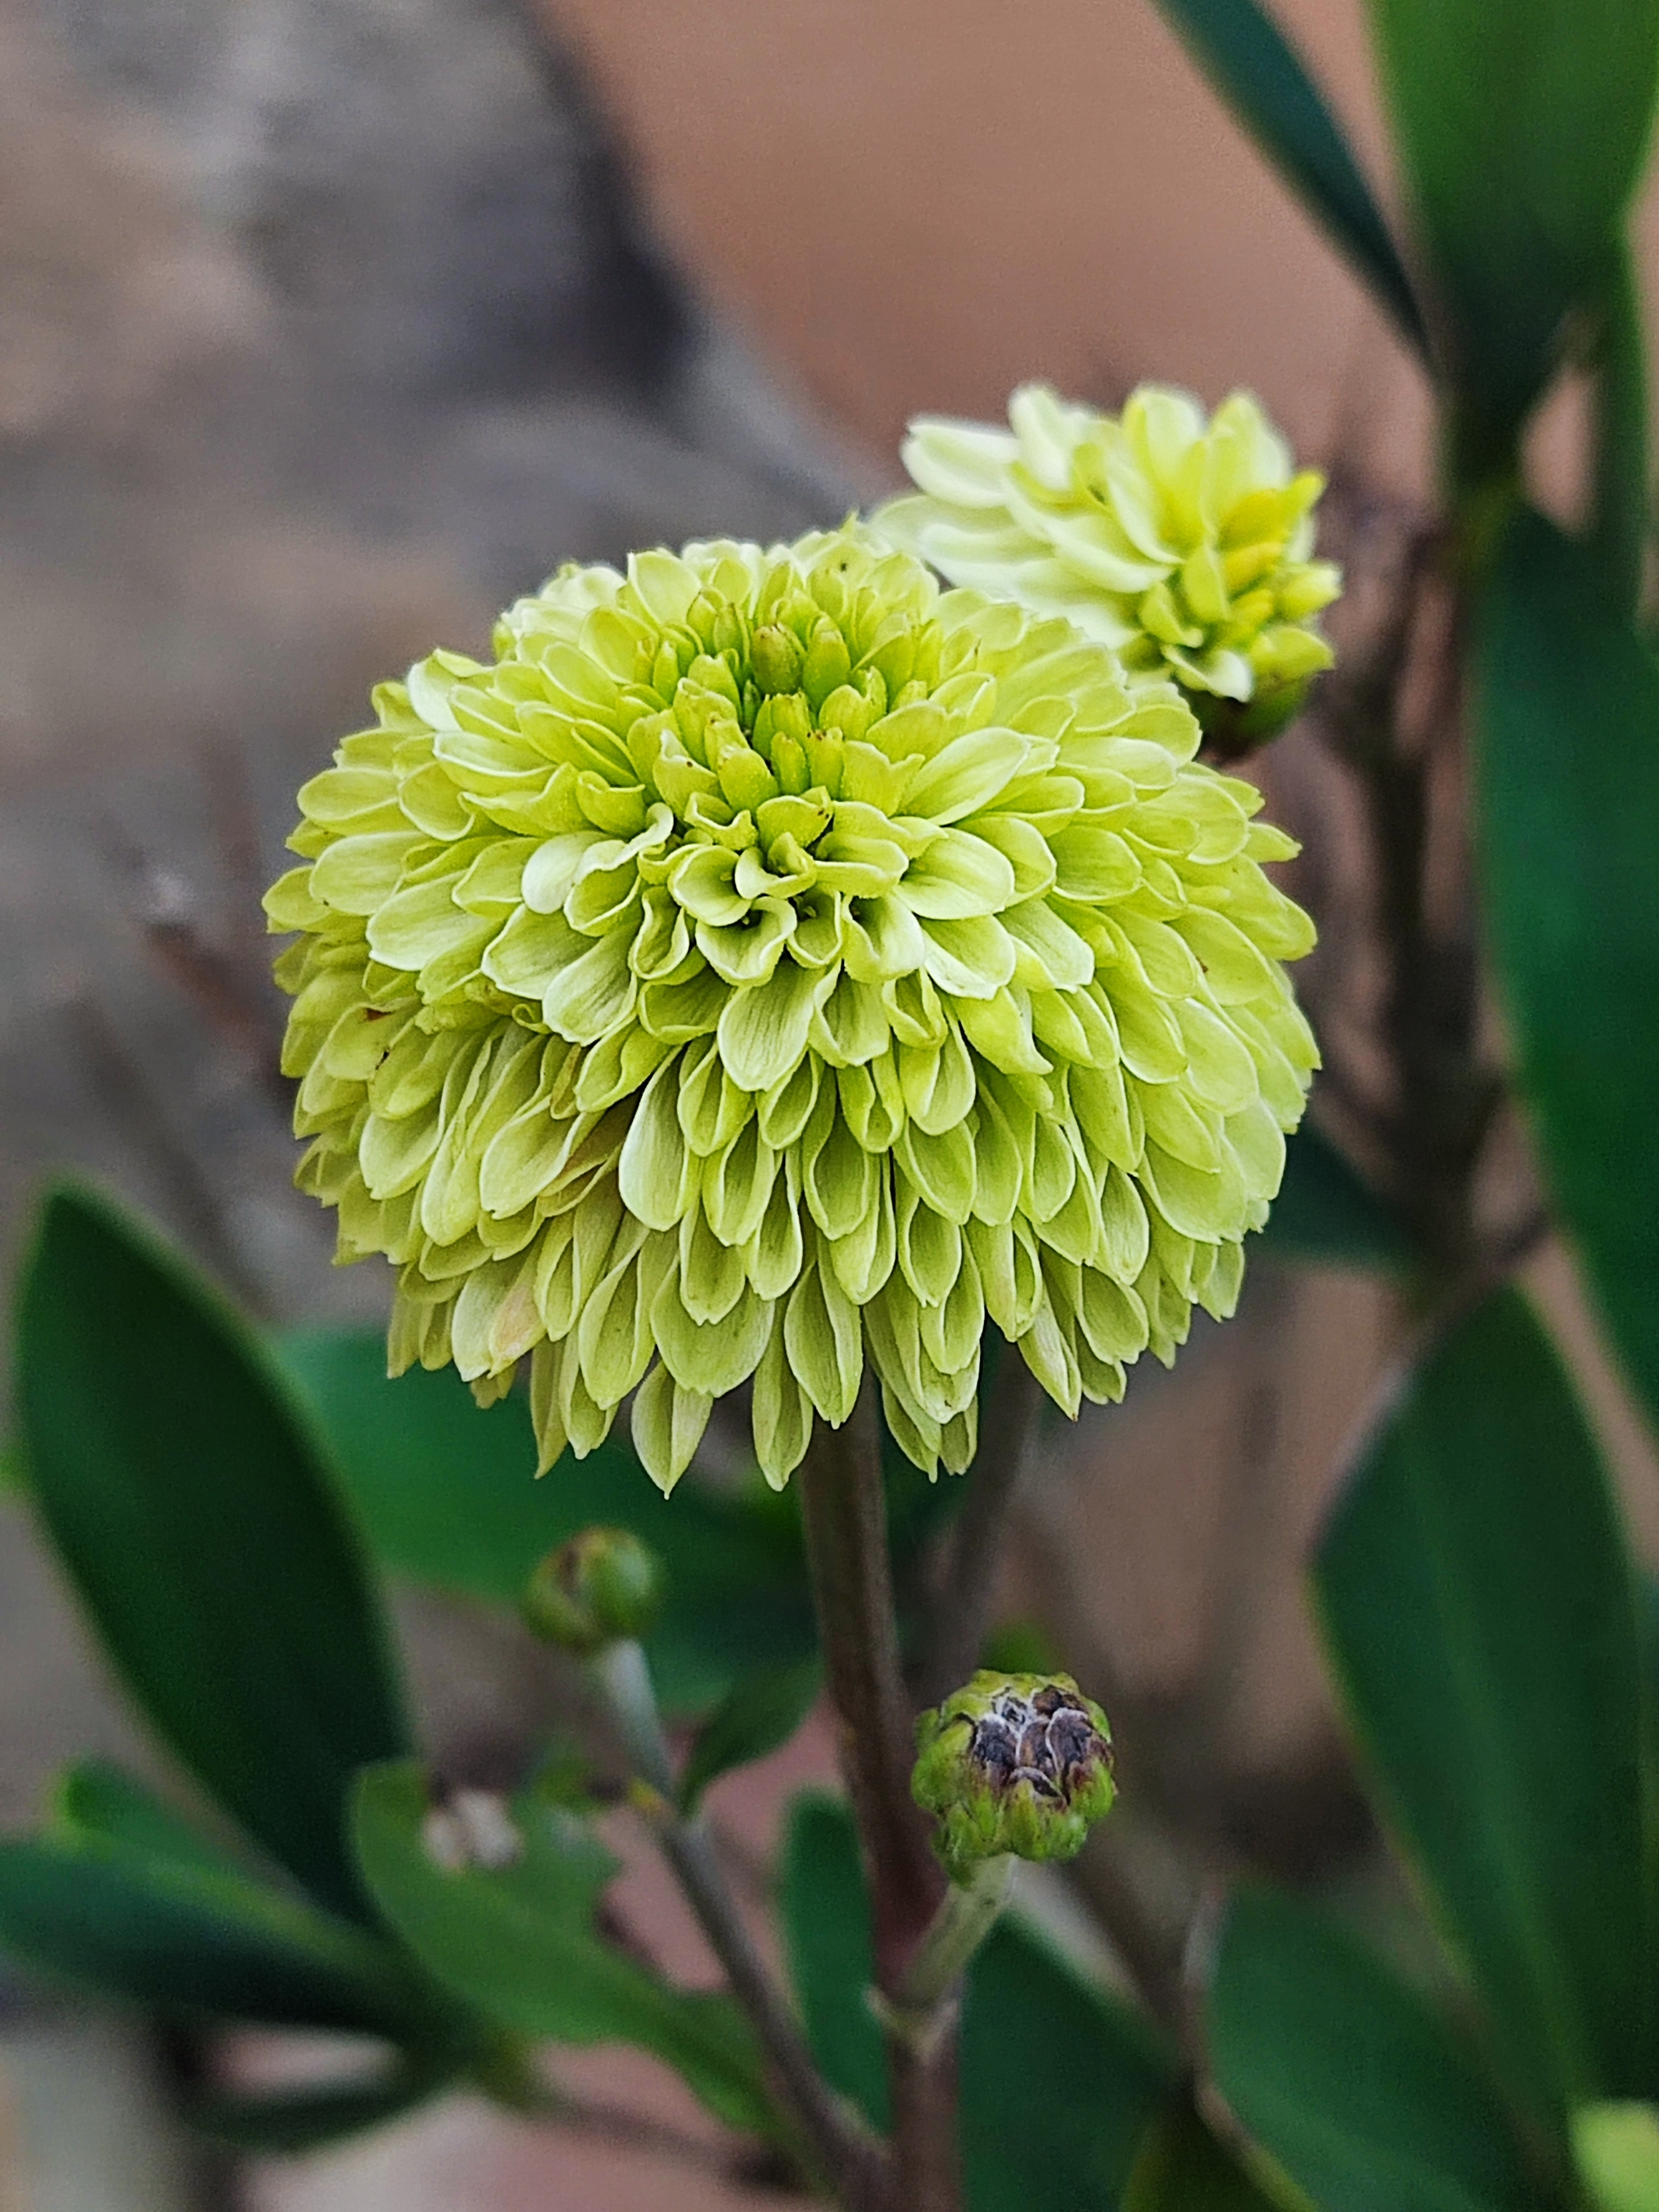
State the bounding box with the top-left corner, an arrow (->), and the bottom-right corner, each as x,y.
52,1759 -> 242,1879
279,1326 -> 816,1715
779,1793 -> 1176,2202
1209,1887 -> 1546,2212
16,1187 -> 408,1920
1476,511 -> 1659,1442
1367,0 -> 1659,465
1258,1124 -> 1412,1272
679,1658 -> 821,1814
1313,1286 -> 1656,2115
1590,251 -> 1650,618
1123,2096 -> 1296,2210
187,2066 -> 449,2152
779,1791 -> 888,2131
1148,0 -> 1426,358
0,1826 -> 416,2035
353,1762 -> 778,2140
961,1918 -> 1177,2211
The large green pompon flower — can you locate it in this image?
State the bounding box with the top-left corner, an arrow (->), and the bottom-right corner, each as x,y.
874,384 -> 1341,747
267,527 -> 1316,1495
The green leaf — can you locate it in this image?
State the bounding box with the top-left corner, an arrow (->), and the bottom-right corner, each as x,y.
352,1762 -> 778,2140
279,1326 -> 816,1715
1574,2104 -> 1659,2212
1590,251 -> 1651,619
779,1793 -> 1176,2204
1366,0 -> 1659,468
1258,1123 -> 1413,1273
1124,2097 -> 1301,2211
679,1658 -> 821,1815
15,1187 -> 408,1921
186,2066 -> 450,2152
51,1759 -> 243,1879
1149,0 -> 1426,359
1475,511 -> 1659,1444
1209,1887 -> 1547,2212
960,1918 -> 1177,2211
1313,1286 -> 1656,2117
0,1823 -> 417,2035
779,1791 -> 888,2131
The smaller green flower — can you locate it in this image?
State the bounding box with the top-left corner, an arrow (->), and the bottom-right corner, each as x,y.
912,1671 -> 1115,1884
874,382 -> 1340,750
522,1526 -> 664,1654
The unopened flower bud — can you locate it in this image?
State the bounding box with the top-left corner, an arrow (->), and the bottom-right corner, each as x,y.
522,1527 -> 663,1655
912,1671 -> 1115,1884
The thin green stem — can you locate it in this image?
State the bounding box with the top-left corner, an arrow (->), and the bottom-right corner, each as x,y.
879,1857 -> 1015,2058
588,1638 -> 887,2211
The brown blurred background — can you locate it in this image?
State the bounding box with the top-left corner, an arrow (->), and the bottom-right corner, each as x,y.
1,0 -> 1655,2203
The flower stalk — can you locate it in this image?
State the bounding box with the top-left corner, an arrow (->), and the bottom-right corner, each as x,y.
876,1854 -> 1015,2058
797,1386 -> 961,2212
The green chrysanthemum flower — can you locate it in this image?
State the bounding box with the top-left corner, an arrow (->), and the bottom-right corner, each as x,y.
874,383 -> 1342,749
267,525 -> 1316,1495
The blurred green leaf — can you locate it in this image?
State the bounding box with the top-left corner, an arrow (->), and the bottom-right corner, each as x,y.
1259,1124 -> 1412,1273
1210,1887 -> 1547,2211
52,1759 -> 242,1879
1574,2103 -> 1659,2212
1589,252 -> 1650,618
779,1793 -> 1175,2204
187,2068 -> 448,2153
1366,0 -> 1659,469
1150,0 -> 1426,357
1124,2097 -> 1300,2210
353,1762 -> 777,2140
0,1820 -> 416,2035
678,1657 -> 820,1815
1476,511 -> 1659,1444
1313,1286 -> 1656,2118
780,1790 -> 888,2131
279,1326 -> 816,1715
16,1187 -> 408,1921
961,1917 -> 1176,2210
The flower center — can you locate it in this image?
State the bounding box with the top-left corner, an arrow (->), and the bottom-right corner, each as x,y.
966,1684 -> 1111,1807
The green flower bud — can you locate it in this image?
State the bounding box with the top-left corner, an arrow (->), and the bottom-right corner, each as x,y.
522,1527 -> 663,1654
912,1671 -> 1115,1884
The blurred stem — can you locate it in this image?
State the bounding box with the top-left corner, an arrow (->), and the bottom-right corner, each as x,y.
799,1386 -> 959,2212
1324,519 -> 1495,1299
917,1351 -> 1044,1707
588,1638 -> 887,2211
1590,249 -> 1650,620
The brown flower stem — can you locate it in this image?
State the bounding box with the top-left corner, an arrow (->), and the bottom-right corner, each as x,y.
798,1382 -> 959,2212
917,1351 -> 1044,1708
588,1641 -> 887,2211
